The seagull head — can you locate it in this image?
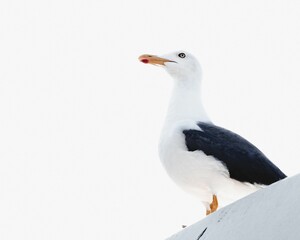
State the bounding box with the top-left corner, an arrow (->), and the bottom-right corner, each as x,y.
138,51 -> 202,82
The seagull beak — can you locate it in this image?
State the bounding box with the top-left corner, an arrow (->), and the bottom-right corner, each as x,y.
138,54 -> 175,66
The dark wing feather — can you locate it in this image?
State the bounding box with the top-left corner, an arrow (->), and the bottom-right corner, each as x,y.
183,122 -> 286,185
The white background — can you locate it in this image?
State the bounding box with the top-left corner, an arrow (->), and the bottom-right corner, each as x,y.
0,0 -> 300,239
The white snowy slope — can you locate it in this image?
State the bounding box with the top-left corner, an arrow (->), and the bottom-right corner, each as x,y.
167,174 -> 300,240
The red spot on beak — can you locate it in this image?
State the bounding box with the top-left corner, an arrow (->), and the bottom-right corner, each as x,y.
141,59 -> 149,64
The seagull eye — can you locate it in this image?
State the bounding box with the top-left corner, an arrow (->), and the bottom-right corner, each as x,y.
178,53 -> 186,58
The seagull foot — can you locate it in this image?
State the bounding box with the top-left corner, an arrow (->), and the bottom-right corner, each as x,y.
206,194 -> 218,216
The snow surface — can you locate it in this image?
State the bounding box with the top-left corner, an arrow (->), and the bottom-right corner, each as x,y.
167,174 -> 300,240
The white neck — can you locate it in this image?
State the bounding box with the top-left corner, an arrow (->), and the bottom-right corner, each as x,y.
164,77 -> 210,124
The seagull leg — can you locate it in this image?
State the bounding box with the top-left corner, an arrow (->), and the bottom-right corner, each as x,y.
206,195 -> 218,215
210,194 -> 218,213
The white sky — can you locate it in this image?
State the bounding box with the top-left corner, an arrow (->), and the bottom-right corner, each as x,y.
0,0 -> 300,239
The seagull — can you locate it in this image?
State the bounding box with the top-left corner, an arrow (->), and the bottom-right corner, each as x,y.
138,51 -> 287,215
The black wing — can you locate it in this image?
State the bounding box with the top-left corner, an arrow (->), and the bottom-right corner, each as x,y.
183,122 -> 286,185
